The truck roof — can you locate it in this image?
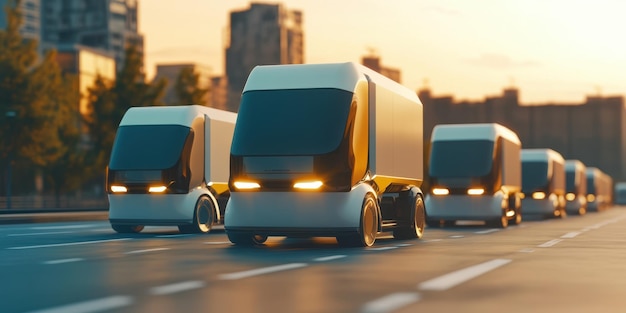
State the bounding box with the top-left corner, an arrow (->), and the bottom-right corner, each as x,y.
242,62 -> 419,103
521,149 -> 564,163
565,159 -> 585,171
119,105 -> 237,127
431,123 -> 521,145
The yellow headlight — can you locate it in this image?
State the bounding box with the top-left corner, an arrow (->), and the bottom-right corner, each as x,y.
293,181 -> 323,190
234,181 -> 261,190
467,188 -> 485,196
432,188 -> 449,196
587,194 -> 596,202
565,193 -> 576,201
532,192 -> 546,200
149,186 -> 167,193
111,185 -> 127,193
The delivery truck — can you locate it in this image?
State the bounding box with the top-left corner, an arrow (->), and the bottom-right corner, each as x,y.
520,149 -> 566,219
107,105 -> 236,233
564,159 -> 587,215
224,62 -> 425,247
425,123 -> 522,228
586,167 -> 613,211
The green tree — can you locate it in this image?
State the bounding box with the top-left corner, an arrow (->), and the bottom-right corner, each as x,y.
0,0 -> 71,195
84,45 -> 166,183
175,67 -> 209,105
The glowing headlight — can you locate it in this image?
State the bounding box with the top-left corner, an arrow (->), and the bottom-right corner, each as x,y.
467,188 -> 485,196
432,188 -> 449,196
111,185 -> 128,193
293,181 -> 323,190
149,186 -> 167,193
532,192 -> 546,200
234,181 -> 261,190
587,194 -> 596,202
566,193 -> 576,201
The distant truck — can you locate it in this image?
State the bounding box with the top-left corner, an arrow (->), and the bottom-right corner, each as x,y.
520,149 -> 566,219
425,123 -> 522,228
565,160 -> 587,215
586,167 -> 612,212
614,182 -> 626,205
224,62 -> 426,247
107,105 -> 236,233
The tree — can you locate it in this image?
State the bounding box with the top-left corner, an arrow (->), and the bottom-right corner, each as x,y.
0,0 -> 71,196
84,45 -> 166,184
175,67 -> 209,105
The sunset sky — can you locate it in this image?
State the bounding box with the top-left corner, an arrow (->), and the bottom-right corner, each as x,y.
140,0 -> 626,104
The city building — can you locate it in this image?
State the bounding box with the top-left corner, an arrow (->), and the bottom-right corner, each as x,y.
152,63 -> 212,107
40,0 -> 143,72
362,53 -> 401,83
420,87 -> 626,181
0,0 -> 41,43
223,2 -> 304,112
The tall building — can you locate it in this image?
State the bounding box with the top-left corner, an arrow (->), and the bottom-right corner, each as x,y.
153,63 -> 212,107
420,87 -> 626,181
361,53 -> 401,83
40,0 -> 144,72
0,0 -> 41,43
223,2 -> 304,112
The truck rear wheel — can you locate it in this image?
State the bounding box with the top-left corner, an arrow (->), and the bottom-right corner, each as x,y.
337,194 -> 378,247
227,232 -> 268,246
393,193 -> 425,240
179,195 -> 215,234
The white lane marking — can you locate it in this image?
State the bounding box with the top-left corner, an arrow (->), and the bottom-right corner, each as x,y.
125,247 -> 170,255
561,232 -> 581,239
449,235 -> 464,239
369,246 -> 398,251
7,238 -> 131,250
314,255 -> 346,262
418,259 -> 512,291
475,229 -> 499,235
396,243 -> 412,247
43,258 -> 84,265
30,225 -> 92,230
8,231 -> 74,236
27,295 -> 133,313
204,241 -> 232,245
361,292 -> 421,313
423,239 -> 443,243
149,281 -> 205,296
156,234 -> 189,238
538,239 -> 562,248
518,248 -> 535,253
218,263 -> 308,280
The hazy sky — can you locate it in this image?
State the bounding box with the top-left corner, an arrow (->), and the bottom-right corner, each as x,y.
140,0 -> 626,103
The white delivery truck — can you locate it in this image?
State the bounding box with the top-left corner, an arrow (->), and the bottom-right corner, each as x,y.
585,167 -> 613,212
107,105 -> 236,233
564,160 -> 587,215
426,123 -> 522,228
224,62 -> 425,247
614,182 -> 626,205
520,149 -> 566,219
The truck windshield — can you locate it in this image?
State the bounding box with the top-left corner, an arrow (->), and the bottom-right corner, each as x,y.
429,140 -> 494,178
109,125 -> 191,170
587,176 -> 596,194
522,162 -> 549,192
566,170 -> 577,192
232,88 -> 353,156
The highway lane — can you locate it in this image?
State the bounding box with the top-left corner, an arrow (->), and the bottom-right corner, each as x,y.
1,208 -> 625,313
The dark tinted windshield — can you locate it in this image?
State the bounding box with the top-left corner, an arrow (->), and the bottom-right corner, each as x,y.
429,140 -> 494,178
566,170 -> 577,192
522,161 -> 549,192
109,125 -> 191,170
231,88 -> 353,156
587,175 -> 596,194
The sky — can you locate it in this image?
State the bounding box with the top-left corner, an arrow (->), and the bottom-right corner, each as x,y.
139,0 -> 626,104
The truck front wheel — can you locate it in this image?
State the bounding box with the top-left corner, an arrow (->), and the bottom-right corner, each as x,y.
179,195 -> 215,234
337,194 -> 378,247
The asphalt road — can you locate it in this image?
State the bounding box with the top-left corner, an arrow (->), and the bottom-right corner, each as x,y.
1,208 -> 626,313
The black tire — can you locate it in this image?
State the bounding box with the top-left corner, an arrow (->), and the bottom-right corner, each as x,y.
111,224 -> 144,234
510,209 -> 522,225
337,194 -> 379,247
393,193 -> 425,240
227,232 -> 268,246
178,195 -> 216,234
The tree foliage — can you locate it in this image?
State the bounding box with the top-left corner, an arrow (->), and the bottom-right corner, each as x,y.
175,67 -> 209,105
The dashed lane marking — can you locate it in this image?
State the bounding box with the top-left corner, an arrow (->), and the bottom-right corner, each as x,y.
7,238 -> 131,250
43,258 -> 84,265
475,229 -> 500,235
561,232 -> 581,239
369,246 -> 398,251
125,248 -> 170,254
361,292 -> 421,313
149,281 -> 205,296
538,239 -> 562,248
314,255 -> 346,262
8,231 -> 74,236
418,259 -> 512,291
218,263 -> 308,280
26,295 -> 133,313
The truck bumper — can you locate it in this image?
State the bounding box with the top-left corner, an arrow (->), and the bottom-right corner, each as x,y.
425,193 -> 505,221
